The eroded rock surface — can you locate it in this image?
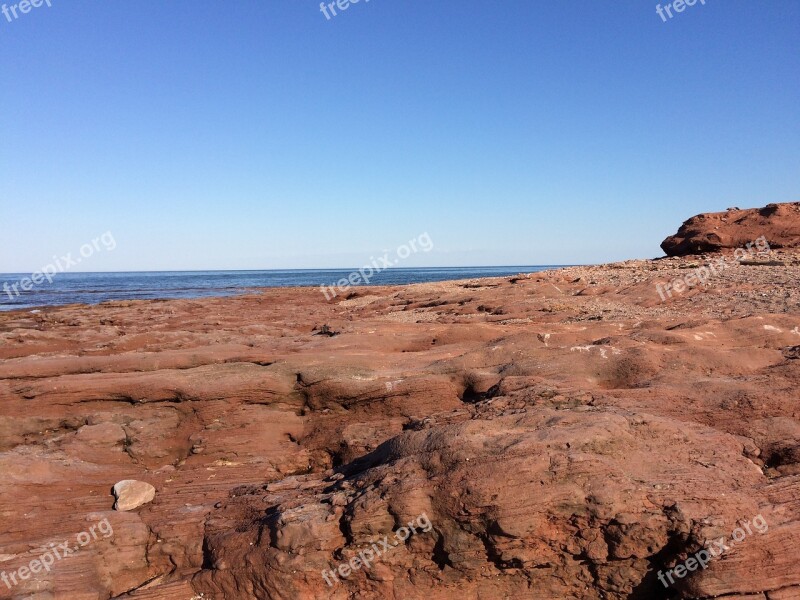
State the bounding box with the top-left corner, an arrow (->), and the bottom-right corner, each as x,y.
1,213 -> 799,599
661,202 -> 800,256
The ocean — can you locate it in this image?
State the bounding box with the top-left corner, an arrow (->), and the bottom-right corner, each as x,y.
0,266 -> 561,312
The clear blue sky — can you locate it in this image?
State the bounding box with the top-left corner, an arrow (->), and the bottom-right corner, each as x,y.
1,0 -> 798,271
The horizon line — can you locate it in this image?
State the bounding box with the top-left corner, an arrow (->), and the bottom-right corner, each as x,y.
0,264 -> 583,276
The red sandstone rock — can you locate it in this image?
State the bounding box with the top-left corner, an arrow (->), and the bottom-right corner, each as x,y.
0,209 -> 799,599
661,202 -> 800,256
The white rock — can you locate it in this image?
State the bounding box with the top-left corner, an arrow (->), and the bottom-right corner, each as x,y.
113,480 -> 155,511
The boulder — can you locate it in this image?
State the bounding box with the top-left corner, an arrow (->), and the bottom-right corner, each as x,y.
113,479 -> 156,511
661,202 -> 800,256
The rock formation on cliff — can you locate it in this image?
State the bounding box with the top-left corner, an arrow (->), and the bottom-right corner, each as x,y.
661,202 -> 800,256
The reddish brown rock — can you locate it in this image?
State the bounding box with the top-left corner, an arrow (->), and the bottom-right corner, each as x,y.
661,202 -> 800,256
0,229 -> 799,598
195,408 -> 794,599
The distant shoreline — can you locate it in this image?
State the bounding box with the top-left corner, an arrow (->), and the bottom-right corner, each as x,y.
0,266 -> 570,312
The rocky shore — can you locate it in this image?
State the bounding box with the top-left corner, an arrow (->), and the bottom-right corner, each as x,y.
1,204 -> 799,599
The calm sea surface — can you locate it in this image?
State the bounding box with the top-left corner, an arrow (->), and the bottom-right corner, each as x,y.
0,267 -> 562,311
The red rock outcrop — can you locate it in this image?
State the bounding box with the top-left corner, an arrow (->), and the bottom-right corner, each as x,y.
1,218 -> 799,599
661,202 -> 800,256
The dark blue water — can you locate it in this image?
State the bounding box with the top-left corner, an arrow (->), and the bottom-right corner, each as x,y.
0,267 -> 560,312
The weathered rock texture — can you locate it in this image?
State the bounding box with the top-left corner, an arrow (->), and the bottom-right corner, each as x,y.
1,209 -> 799,599
661,202 -> 800,256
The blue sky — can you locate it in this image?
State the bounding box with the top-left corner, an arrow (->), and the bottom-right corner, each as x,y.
1,0 -> 798,271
